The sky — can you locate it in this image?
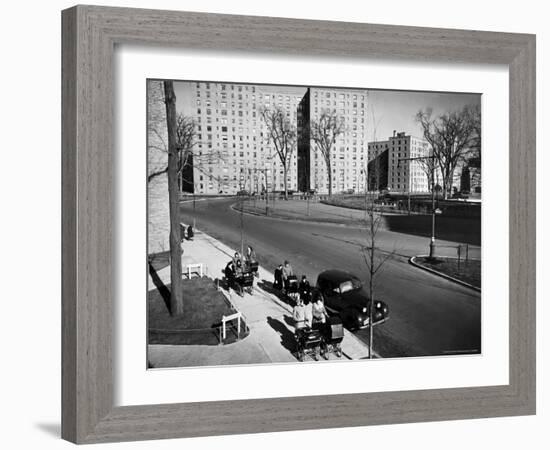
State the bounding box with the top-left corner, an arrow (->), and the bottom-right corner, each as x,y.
366,89 -> 481,141
171,80 -> 480,143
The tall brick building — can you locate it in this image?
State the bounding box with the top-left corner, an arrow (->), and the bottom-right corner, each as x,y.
178,82 -> 306,195
297,87 -> 369,194
368,131 -> 431,193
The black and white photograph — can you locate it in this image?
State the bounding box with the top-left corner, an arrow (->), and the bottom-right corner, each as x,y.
147,79 -> 482,368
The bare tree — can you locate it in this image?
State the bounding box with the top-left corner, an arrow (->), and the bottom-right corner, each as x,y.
163,81 -> 184,316
361,161 -> 394,358
310,109 -> 346,196
260,105 -> 297,200
149,108 -> 230,228
415,105 -> 480,199
465,105 -> 482,190
148,114 -> 199,183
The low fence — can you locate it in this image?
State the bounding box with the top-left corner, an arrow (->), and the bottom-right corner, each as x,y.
182,262 -> 209,279
217,279 -> 251,345
322,194 -> 481,218
432,243 -> 481,261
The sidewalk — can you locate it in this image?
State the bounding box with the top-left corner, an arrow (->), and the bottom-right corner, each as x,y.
148,227 -> 371,368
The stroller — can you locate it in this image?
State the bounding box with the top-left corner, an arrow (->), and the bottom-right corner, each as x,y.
299,283 -> 312,304
235,269 -> 254,296
295,326 -> 323,362
286,275 -> 299,303
319,316 -> 344,359
246,259 -> 259,278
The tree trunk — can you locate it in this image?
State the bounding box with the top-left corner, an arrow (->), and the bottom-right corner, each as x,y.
442,175 -> 449,200
367,197 -> 375,359
164,81 -> 184,316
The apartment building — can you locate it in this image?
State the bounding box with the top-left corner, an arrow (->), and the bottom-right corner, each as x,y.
178,81 -> 307,195
298,87 -> 369,194
368,131 -> 431,193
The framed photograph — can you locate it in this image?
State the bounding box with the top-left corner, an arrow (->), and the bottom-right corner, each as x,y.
62,5 -> 536,444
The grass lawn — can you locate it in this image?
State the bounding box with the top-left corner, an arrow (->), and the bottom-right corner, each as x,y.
148,276 -> 248,345
321,195 -> 397,213
415,256 -> 481,288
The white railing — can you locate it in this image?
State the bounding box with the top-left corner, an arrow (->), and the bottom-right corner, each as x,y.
184,262 -> 203,279
221,312 -> 242,342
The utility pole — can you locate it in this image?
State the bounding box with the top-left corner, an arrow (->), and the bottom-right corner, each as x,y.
240,195 -> 244,258
399,154 -> 437,259
362,167 -> 368,221
264,167 -> 269,214
429,160 -> 436,259
193,189 -> 196,228
407,160 -> 411,216
239,167 -> 245,257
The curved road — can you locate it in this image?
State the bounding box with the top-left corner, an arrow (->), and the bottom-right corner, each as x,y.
180,197 -> 481,358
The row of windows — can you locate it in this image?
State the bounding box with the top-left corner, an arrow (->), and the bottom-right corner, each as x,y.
313,91 -> 366,101
196,83 -> 257,92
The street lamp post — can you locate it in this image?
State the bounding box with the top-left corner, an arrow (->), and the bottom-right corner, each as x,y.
264,167 -> 269,214
429,161 -> 436,259
193,190 -> 196,229
361,167 -> 367,221
407,163 -> 411,216
430,161 -> 436,259
399,154 -> 438,259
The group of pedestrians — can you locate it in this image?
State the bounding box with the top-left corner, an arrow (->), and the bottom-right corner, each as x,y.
272,260 -> 329,332
224,245 -> 258,295
292,293 -> 329,331
273,260 -> 307,296
225,249 -> 331,333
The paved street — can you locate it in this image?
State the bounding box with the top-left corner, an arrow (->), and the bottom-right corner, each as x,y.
180,197 -> 481,358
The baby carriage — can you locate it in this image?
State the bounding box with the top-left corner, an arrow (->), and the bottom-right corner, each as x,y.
295,326 -> 323,362
235,270 -> 254,296
246,260 -> 259,277
320,316 -> 344,359
286,275 -> 299,303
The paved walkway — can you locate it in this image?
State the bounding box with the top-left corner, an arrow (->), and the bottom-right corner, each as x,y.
148,227 -> 370,368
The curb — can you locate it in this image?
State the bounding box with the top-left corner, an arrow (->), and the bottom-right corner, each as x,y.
409,256 -> 481,292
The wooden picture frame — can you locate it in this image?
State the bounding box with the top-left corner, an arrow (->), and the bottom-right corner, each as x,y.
61,5 -> 536,444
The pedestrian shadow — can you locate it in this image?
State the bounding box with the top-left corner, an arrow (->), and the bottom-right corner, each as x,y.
282,315 -> 297,328
216,273 -> 230,291
266,315 -> 297,357
148,250 -> 170,272
257,279 -> 293,307
148,262 -> 172,314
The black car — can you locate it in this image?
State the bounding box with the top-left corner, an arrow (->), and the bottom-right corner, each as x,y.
315,270 -> 389,330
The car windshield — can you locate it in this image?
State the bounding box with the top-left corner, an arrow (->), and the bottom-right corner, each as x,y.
339,278 -> 361,293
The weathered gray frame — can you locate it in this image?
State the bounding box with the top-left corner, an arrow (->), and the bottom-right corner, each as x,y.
62,5 -> 536,444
